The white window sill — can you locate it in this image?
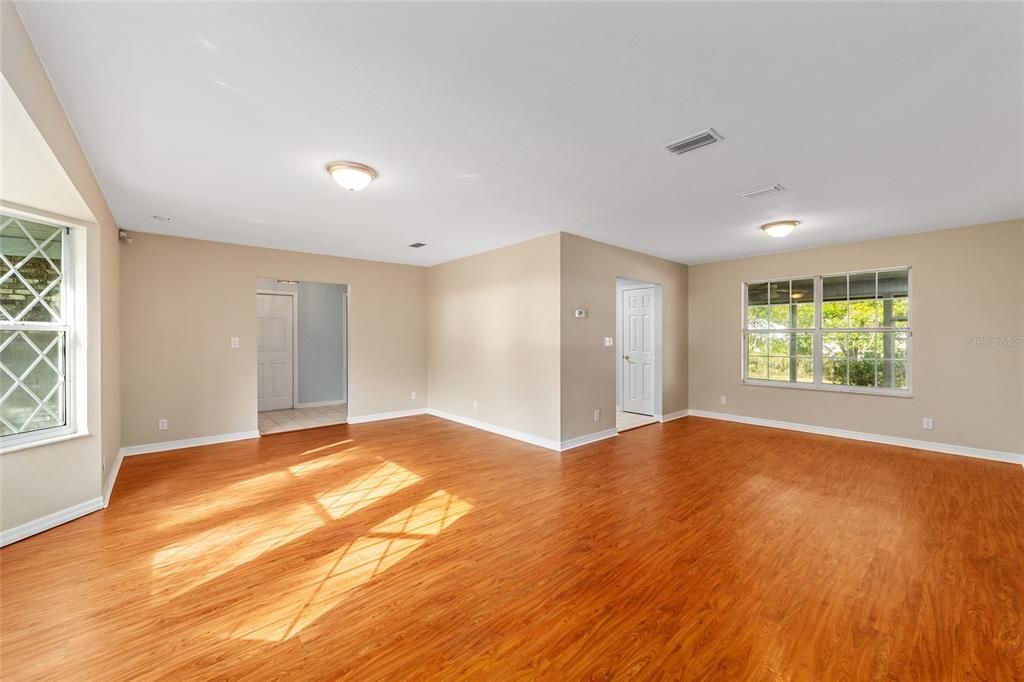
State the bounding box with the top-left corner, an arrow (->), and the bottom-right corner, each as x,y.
0,428 -> 90,455
742,379 -> 913,398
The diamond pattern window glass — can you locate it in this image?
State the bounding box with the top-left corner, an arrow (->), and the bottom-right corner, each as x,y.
0,214 -> 70,440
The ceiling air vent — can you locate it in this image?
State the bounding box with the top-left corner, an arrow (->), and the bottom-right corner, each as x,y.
664,128 -> 723,155
408,242 -> 427,248
739,184 -> 784,199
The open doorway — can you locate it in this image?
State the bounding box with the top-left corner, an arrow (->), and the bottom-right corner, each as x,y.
616,278 -> 661,433
255,278 -> 348,435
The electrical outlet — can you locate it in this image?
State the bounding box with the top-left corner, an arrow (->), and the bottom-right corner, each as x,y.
158,419 -> 168,431
594,409 -> 601,422
720,395 -> 727,405
473,400 -> 478,411
230,337 -> 239,349
410,391 -> 416,400
922,417 -> 934,430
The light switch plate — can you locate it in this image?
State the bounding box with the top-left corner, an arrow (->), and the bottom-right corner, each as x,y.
603,337 -> 614,347
230,337 -> 240,348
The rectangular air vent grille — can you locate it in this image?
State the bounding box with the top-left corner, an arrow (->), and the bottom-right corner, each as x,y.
664,128 -> 723,155
739,184 -> 784,199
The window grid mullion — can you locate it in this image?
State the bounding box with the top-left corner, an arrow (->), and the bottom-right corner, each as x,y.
1,214 -> 70,440
746,269 -> 910,394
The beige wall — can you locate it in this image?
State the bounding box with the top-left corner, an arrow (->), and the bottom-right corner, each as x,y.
1,0 -> 121,531
100,216 -> 120,479
426,234 -> 562,443
689,219 -> 1024,455
120,232 -> 426,447
560,233 -> 689,441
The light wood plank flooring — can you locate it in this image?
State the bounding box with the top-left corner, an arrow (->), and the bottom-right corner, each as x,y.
1,416 -> 1021,679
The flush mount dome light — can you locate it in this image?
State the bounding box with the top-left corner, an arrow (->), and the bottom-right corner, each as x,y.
761,220 -> 799,238
327,161 -> 377,191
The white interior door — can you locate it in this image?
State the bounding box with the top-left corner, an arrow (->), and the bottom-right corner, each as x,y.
257,293 -> 294,412
622,287 -> 655,415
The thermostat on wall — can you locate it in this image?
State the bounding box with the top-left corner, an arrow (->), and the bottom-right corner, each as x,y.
574,308 -> 587,318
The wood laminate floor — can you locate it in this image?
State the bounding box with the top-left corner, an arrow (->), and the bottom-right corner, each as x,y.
1,416 -> 1022,680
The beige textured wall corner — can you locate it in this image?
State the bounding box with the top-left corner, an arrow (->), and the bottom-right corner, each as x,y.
100,214 -> 120,481
427,234 -> 562,443
1,0 -> 120,531
120,233 -> 426,447
559,233 -> 689,441
688,219 -> 1024,454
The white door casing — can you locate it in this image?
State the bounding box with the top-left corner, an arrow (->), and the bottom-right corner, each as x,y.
257,293 -> 294,412
622,287 -> 655,415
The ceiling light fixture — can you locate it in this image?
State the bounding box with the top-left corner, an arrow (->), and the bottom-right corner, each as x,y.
761,220 -> 799,238
327,161 -> 377,191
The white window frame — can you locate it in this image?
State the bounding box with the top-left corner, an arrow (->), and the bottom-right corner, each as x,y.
741,266 -> 913,397
0,211 -> 78,450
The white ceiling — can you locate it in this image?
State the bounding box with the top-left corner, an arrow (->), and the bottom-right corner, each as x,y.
17,1 -> 1024,266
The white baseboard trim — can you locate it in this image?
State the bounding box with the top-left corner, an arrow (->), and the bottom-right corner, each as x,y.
688,409 -> 1024,467
659,409 -> 690,423
102,448 -> 125,507
561,429 -> 618,451
347,408 -> 427,424
295,399 -> 347,409
1,496 -> 103,548
120,430 -> 261,457
424,409 -> 562,451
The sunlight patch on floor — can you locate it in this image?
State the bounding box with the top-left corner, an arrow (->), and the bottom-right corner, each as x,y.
315,461 -> 422,520
288,450 -> 361,476
157,470 -> 293,529
301,439 -> 354,456
151,503 -> 324,596
373,488 -> 473,537
233,490 -> 472,642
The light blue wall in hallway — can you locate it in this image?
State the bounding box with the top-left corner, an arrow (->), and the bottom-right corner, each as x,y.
297,282 -> 347,404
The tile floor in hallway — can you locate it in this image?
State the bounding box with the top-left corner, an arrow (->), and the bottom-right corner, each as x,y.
616,407 -> 658,432
258,404 -> 347,435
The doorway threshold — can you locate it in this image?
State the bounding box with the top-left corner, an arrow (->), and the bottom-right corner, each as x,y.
616,408 -> 658,433
258,405 -> 348,435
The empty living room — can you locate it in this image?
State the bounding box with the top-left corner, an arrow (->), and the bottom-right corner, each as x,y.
1,0 -> 1022,678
